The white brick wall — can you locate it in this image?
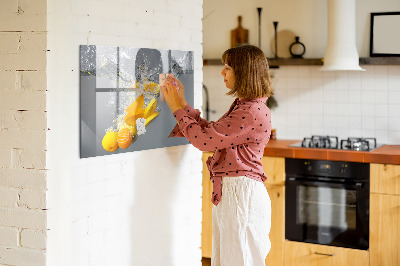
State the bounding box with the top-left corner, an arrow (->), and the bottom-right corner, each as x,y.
46,1 -> 203,266
0,0 -> 48,265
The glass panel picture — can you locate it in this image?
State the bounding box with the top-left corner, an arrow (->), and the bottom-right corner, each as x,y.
80,45 -> 194,158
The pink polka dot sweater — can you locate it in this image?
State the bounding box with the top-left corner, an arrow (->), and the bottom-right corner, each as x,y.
169,97 -> 272,206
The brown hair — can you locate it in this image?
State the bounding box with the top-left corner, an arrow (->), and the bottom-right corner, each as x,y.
221,44 -> 273,99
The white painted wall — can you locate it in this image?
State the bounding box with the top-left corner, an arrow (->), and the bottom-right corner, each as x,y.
203,0 -> 400,58
0,0 -> 48,265
46,0 -> 203,265
203,0 -> 400,145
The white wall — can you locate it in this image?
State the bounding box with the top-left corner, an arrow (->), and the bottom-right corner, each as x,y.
46,0 -> 203,265
271,65 -> 400,144
0,0 -> 48,265
203,0 -> 400,58
203,0 -> 400,145
204,64 -> 400,145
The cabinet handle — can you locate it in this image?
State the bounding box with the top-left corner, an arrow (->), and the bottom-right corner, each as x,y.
314,252 -> 335,257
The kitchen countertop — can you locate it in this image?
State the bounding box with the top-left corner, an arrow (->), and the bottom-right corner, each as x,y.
263,139 -> 400,165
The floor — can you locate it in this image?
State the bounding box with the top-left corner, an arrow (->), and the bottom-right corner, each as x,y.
202,257 -> 211,266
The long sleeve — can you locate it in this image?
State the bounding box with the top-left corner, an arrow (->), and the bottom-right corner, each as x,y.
171,105 -> 257,152
168,104 -> 211,137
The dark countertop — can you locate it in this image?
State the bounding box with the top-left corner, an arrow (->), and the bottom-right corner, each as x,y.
263,139 -> 400,165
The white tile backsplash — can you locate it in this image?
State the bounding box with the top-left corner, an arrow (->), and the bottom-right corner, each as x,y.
374,90 -> 388,104
388,91 -> 400,104
204,65 -> 400,144
389,104 -> 400,117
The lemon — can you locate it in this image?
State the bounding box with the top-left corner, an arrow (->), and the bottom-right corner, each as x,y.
124,108 -> 145,126
144,98 -> 158,119
144,82 -> 160,94
126,94 -> 144,114
117,127 -> 132,149
145,111 -> 159,127
102,131 -> 119,152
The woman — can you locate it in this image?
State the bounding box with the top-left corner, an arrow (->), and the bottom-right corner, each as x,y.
161,44 -> 273,266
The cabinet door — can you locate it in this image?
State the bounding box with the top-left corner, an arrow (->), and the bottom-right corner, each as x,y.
370,193 -> 400,266
261,156 -> 285,185
202,152 -> 213,258
284,241 -> 369,266
264,184 -> 284,266
370,163 -> 400,195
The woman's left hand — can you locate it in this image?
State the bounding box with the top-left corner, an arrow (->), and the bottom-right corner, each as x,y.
160,75 -> 184,113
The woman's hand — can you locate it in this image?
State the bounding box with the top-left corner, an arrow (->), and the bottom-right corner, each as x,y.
161,74 -> 185,113
170,75 -> 187,108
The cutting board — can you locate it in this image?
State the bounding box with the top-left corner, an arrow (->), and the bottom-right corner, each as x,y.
231,16 -> 249,48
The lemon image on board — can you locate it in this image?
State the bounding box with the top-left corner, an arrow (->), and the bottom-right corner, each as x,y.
117,127 -> 132,149
102,131 -> 119,152
146,82 -> 160,94
124,108 -> 145,126
126,94 -> 144,114
129,125 -> 137,136
144,98 -> 158,119
145,111 -> 159,127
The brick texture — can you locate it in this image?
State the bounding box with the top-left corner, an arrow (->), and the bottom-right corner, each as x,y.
19,189 -> 47,209
21,229 -> 46,249
0,168 -> 47,189
0,187 -> 19,208
0,208 -> 47,230
0,247 -> 46,266
0,227 -> 19,247
0,0 -> 47,264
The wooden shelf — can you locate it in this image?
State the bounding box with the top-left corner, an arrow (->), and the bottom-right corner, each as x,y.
203,58 -> 323,67
268,58 -> 322,67
203,57 -> 400,67
359,57 -> 400,65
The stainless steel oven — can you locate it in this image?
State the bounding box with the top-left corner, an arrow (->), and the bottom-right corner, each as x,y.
285,158 -> 370,250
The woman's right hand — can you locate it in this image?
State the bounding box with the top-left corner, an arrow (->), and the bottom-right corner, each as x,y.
167,74 -> 187,108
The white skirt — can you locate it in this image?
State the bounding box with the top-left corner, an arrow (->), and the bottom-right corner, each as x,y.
212,176 -> 271,266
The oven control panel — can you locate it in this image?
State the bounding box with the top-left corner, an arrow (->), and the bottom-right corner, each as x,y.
286,158 -> 369,180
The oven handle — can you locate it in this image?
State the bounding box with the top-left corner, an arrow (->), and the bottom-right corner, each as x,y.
286,177 -> 364,189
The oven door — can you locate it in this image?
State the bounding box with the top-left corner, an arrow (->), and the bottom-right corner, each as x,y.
285,177 -> 369,250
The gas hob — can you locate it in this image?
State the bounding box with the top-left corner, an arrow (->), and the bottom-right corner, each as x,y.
289,135 -> 382,151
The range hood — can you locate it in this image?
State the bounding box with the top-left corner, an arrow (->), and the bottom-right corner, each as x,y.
320,0 -> 365,71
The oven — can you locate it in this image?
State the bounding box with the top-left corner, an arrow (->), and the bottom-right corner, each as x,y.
285,158 -> 370,250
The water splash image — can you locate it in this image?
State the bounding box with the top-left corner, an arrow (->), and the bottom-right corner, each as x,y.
79,45 -> 194,157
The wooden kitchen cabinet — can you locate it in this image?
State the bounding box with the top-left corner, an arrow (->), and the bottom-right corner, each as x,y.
370,193 -> 400,266
370,163 -> 400,266
201,154 -> 286,266
370,163 -> 400,195
262,156 -> 285,266
264,184 -> 285,266
261,156 -> 285,186
202,152 -> 213,258
284,241 -> 369,266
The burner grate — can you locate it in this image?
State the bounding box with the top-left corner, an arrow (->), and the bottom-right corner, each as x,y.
301,135 -> 339,149
296,136 -> 378,151
340,137 -> 377,151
